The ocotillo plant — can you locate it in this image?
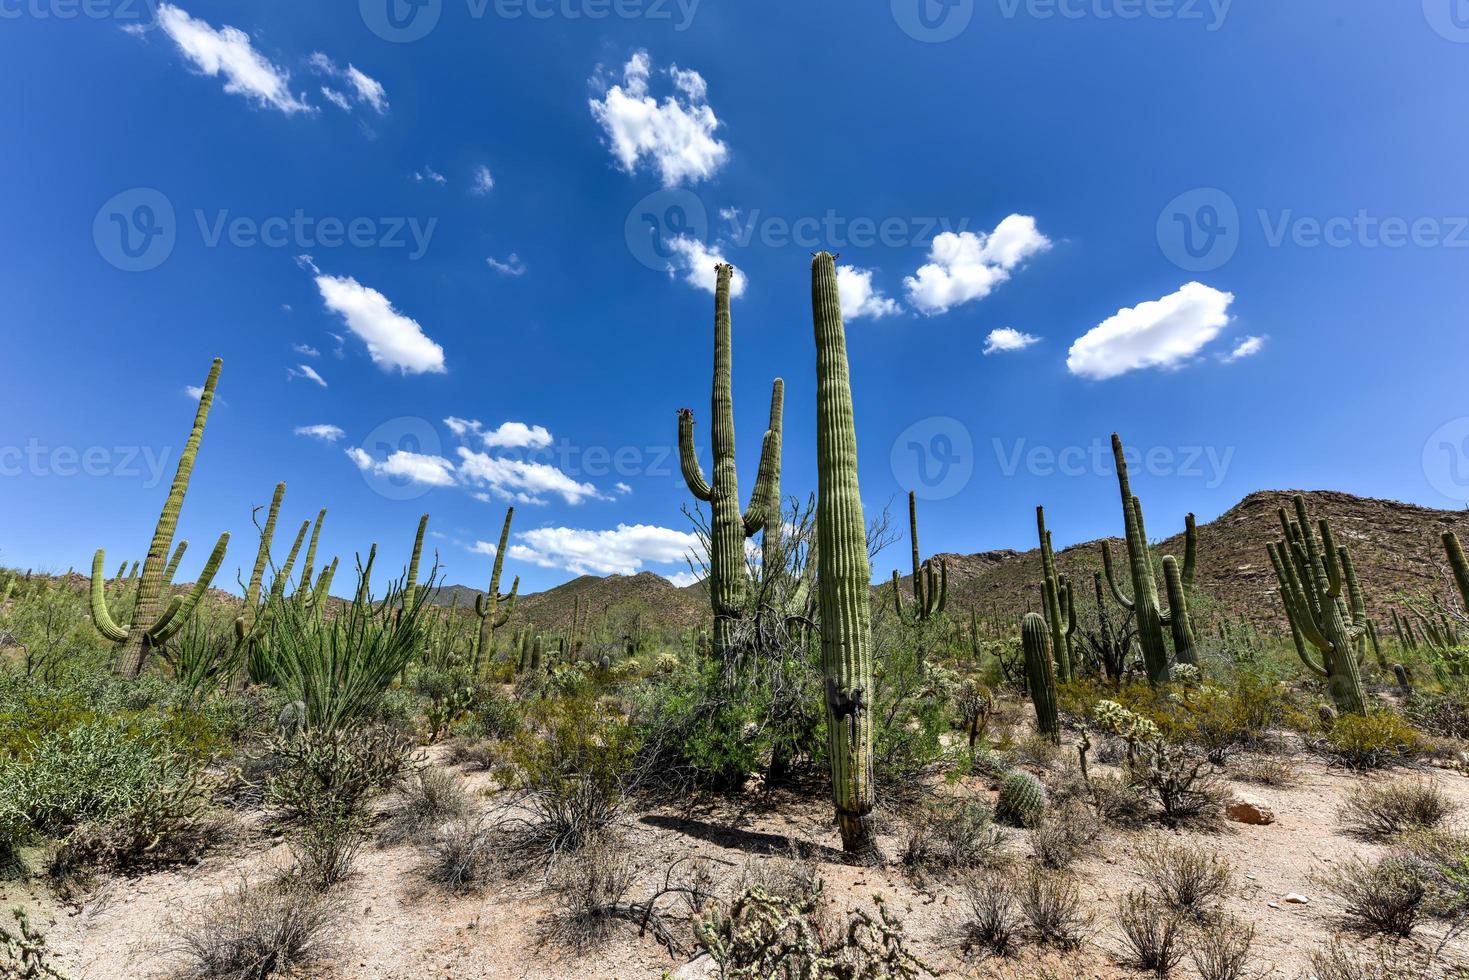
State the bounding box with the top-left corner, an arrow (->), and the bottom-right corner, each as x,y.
677,262 -> 783,660
812,252 -> 878,860
1266,495 -> 1369,715
91,358 -> 231,678
472,507 -> 520,672
1021,612 -> 1060,741
893,492 -> 947,623
1036,506 -> 1076,681
1098,433 -> 1199,682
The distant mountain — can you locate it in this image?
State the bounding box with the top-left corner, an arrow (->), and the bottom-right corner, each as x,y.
425,571 -> 708,636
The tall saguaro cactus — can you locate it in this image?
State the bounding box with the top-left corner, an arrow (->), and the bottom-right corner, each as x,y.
812,252 -> 878,861
473,507 -> 520,671
1098,434 -> 1198,683
1036,506 -> 1075,681
677,262 -> 783,660
1021,612 -> 1059,740
1444,531 -> 1469,619
1267,495 -> 1369,715
91,358 -> 231,678
404,514 -> 430,614
893,491 -> 948,625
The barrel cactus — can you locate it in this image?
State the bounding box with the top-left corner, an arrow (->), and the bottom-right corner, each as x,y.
996,770 -> 1047,827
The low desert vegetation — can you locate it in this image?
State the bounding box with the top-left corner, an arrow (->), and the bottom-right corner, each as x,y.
6,344 -> 1469,978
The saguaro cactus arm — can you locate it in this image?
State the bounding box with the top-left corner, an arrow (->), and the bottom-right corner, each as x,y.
163,540 -> 188,583
294,509 -> 328,601
149,532 -> 230,643
1100,540 -> 1135,610
90,549 -> 130,643
677,409 -> 713,502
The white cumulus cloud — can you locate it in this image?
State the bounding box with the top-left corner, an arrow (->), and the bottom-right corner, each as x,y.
665,237 -> 745,296
150,4 -> 312,114
294,424 -> 345,442
983,327 -> 1041,355
310,270 -> 446,374
346,447 -> 457,487
904,215 -> 1051,315
1067,282 -> 1236,381
837,266 -> 902,320
589,50 -> 728,187
511,524 -> 701,576
457,449 -> 601,506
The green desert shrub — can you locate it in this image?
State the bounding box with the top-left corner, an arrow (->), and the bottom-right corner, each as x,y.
902,796 -> 1003,871
1315,856 -> 1428,936
1138,839 -> 1233,916
1321,711 -> 1427,770
1403,690 -> 1469,739
1115,890 -> 1187,975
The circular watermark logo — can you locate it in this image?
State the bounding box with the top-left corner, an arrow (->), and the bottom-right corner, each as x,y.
357,417 -> 444,501
1423,417 -> 1469,502
360,0 -> 441,42
891,417 -> 974,501
891,0 -> 974,42
624,187 -> 708,273
1157,187 -> 1240,273
1424,0 -> 1469,41
93,187 -> 175,272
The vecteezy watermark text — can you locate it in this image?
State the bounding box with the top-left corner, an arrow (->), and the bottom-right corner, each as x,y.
993,437 -> 1235,488
0,440 -> 174,488
891,0 -> 1229,42
359,0 -> 697,42
93,188 -> 437,272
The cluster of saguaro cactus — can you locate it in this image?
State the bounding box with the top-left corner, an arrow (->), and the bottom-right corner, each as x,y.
811,252 -> 878,861
91,358 -> 231,679
472,507 -> 519,672
1020,612 -> 1059,740
1098,433 -> 1199,683
677,262 -> 784,661
892,491 -> 947,627
1035,506 -> 1076,681
1267,495 -> 1369,715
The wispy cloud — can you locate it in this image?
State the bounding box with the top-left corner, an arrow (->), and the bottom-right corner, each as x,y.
287,363 -> 327,387
308,53 -> 389,115
589,50 -> 728,187
295,423 -> 345,442
983,327 -> 1041,355
486,254 -> 526,276
293,343 -> 320,357
1223,335 -> 1266,363
412,167 -> 446,185
470,165 -> 495,195
146,4 -> 312,114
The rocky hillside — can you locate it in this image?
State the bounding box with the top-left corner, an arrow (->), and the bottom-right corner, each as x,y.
430,490 -> 1469,639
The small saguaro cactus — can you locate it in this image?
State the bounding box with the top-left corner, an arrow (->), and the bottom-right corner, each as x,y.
403,514 -> 430,614
1266,495 -> 1369,715
812,252 -> 878,860
91,358 -> 231,678
893,491 -> 948,626
1036,506 -> 1076,681
1445,531 -> 1469,619
472,507 -> 520,672
530,634 -> 544,673
677,262 -> 784,661
1099,433 -> 1199,682
1021,612 -> 1060,741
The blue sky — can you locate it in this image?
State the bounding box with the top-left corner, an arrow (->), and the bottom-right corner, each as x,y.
3,0 -> 1469,595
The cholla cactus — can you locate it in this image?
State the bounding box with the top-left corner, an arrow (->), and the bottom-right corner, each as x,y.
996,770 -> 1047,826
1171,663 -> 1201,686
91,358 -> 231,678
1093,700 -> 1161,744
654,652 -> 681,673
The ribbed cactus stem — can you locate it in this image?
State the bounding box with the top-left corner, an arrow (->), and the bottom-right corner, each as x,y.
294,509 -> 327,602
473,507 -> 519,672
530,634 -> 543,673
1162,556 -> 1197,665
239,482 -> 286,639
96,358 -> 229,678
404,514 -> 429,613
1445,532 -> 1469,618
812,252 -> 878,861
1036,506 -> 1072,681
1267,495 -> 1368,715
676,263 -> 783,660
163,540 -> 188,583
1022,612 -> 1059,740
